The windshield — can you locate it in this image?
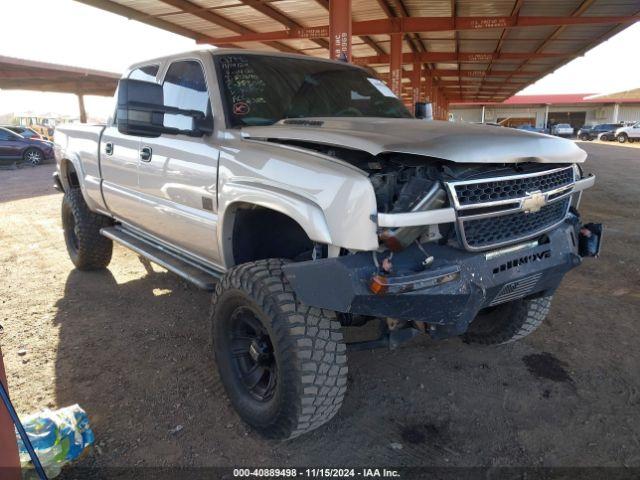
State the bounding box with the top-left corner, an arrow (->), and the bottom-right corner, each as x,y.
215,54 -> 412,127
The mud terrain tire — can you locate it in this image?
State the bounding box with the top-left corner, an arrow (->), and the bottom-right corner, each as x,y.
463,295 -> 553,345
211,259 -> 348,439
61,188 -> 113,270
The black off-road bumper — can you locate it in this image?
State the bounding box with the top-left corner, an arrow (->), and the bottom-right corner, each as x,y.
283,215 -> 598,340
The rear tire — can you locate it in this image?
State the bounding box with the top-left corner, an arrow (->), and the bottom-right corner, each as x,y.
617,133 -> 628,143
579,133 -> 589,141
462,295 -> 553,345
211,259 -> 348,439
61,189 -> 113,270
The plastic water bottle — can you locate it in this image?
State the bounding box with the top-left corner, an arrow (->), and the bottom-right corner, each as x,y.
15,404 -> 95,478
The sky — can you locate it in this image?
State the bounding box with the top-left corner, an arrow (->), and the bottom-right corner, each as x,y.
0,0 -> 639,120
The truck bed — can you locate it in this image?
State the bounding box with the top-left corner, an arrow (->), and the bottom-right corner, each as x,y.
54,123 -> 107,212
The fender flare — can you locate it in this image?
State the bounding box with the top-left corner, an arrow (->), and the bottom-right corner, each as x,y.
218,179 -> 333,266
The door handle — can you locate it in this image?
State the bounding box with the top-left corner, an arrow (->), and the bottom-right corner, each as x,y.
104,142 -> 113,156
139,146 -> 152,162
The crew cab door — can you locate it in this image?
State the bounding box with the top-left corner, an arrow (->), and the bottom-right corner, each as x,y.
100,65 -> 159,225
134,59 -> 221,266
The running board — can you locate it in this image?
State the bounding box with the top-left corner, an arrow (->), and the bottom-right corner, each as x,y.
100,226 -> 221,290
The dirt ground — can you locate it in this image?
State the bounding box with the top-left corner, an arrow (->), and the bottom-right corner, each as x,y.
1,142 -> 639,475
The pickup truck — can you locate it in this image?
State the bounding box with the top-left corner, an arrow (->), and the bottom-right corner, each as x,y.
615,122 -> 640,143
54,49 -> 601,440
551,123 -> 574,137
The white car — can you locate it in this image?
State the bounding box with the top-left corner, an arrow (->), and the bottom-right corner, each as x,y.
615,122 -> 640,143
551,123 -> 574,137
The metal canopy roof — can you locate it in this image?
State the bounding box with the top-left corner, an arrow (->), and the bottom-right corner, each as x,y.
0,55 -> 120,96
75,0 -> 639,104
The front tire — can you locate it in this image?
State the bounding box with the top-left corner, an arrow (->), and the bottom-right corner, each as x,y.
462,295 -> 553,345
23,148 -> 43,166
211,259 -> 348,440
617,133 -> 628,143
61,189 -> 113,270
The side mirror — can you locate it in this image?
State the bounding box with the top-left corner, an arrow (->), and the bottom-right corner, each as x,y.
116,78 -> 212,137
415,102 -> 433,121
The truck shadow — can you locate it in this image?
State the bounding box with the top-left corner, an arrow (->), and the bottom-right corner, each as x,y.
51,267 -> 228,468
50,262 -> 617,471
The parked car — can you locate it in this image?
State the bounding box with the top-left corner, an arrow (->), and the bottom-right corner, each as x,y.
551,123 -> 574,137
2,125 -> 41,139
1,125 -> 54,146
615,122 -> 640,143
54,49 -> 601,440
0,126 -> 55,166
577,123 -> 622,141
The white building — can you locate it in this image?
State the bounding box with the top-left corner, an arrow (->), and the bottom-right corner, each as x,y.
450,88 -> 640,130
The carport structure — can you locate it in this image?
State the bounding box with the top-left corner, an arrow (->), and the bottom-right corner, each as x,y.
0,55 -> 120,122
73,1 -> 640,118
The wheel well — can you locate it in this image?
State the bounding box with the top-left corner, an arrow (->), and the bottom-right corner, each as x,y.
61,159 -> 80,189
231,205 -> 314,265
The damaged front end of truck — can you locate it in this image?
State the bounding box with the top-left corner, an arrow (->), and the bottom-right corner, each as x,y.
247,121 -> 603,348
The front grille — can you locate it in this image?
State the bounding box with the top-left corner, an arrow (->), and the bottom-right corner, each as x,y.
462,197 -> 570,249
453,167 -> 574,207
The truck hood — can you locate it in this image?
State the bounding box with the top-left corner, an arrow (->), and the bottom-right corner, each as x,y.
242,117 -> 587,164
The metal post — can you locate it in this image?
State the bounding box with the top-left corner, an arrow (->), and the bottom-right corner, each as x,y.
481,105 -> 486,123
612,103 -> 620,123
411,60 -> 421,106
544,104 -> 549,130
329,0 -> 352,61
389,33 -> 402,97
424,73 -> 432,103
77,93 -> 87,123
432,87 -> 438,119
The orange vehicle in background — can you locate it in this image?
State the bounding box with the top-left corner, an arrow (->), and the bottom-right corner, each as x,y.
28,124 -> 55,142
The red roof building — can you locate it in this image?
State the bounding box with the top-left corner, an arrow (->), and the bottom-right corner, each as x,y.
450,89 -> 640,128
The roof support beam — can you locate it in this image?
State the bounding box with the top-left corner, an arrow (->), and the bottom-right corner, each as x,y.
411,60 -> 421,105
199,15 -> 638,44
351,51 -> 568,65
158,0 -> 300,54
380,69 -> 535,78
389,33 -> 403,96
239,0 -> 329,51
329,0 -> 352,61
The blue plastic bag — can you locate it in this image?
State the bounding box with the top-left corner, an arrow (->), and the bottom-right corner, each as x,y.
16,404 -> 94,478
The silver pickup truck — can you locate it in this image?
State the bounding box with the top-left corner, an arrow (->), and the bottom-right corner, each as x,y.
54,49 -> 601,440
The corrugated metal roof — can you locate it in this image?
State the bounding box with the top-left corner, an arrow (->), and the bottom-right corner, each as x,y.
73,0 -> 639,103
0,55 -> 119,96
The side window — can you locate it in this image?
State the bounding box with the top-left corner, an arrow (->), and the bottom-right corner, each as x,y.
129,64 -> 159,82
0,130 -> 11,141
163,60 -> 210,131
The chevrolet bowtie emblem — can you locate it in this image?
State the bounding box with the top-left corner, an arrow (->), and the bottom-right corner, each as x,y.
522,191 -> 546,213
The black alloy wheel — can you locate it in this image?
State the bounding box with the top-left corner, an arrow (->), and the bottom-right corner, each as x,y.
229,306 -> 277,402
